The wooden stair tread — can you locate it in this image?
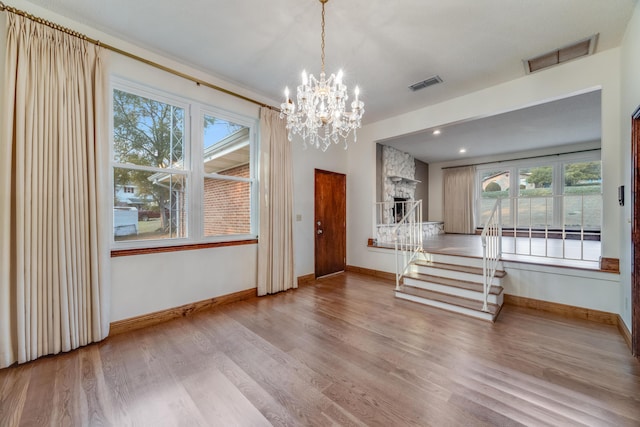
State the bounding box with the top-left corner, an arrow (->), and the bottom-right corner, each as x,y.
403,271 -> 503,295
414,260 -> 506,278
397,285 -> 500,315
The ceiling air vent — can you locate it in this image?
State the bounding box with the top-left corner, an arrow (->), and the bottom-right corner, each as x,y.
409,75 -> 443,92
524,34 -> 599,74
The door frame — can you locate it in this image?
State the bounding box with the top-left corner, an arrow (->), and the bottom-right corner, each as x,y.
631,106 -> 640,357
314,169 -> 346,278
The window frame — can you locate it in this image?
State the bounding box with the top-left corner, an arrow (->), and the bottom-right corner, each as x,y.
475,150 -> 602,230
110,78 -> 258,250
194,105 -> 258,240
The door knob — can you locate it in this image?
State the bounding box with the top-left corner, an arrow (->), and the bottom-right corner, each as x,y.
317,229 -> 323,234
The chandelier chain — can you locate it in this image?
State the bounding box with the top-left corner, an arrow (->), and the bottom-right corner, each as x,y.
280,0 -> 364,151
321,1 -> 325,73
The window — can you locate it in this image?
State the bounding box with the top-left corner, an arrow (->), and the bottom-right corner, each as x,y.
202,113 -> 251,237
517,165 -> 553,228
476,152 -> 601,231
111,80 -> 257,247
479,169 -> 512,227
563,161 -> 602,230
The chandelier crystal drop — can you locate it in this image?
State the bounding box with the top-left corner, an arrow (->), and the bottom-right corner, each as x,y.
280,0 -> 364,151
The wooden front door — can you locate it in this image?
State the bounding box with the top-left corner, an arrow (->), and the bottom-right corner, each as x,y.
315,169 -> 346,278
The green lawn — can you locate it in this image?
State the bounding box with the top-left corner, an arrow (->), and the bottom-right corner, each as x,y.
115,218 -> 168,241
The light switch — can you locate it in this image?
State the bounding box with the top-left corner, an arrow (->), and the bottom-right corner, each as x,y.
296,214 -> 302,222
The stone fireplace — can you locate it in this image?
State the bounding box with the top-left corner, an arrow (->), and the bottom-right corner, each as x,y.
382,145 -> 418,223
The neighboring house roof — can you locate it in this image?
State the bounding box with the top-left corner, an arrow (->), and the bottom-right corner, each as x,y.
149,127 -> 250,184
482,171 -> 509,182
203,127 -> 250,174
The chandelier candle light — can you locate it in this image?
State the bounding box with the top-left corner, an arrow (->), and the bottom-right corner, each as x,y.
280,0 -> 364,151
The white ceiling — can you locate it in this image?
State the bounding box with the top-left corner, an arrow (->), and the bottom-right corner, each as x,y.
382,90 -> 602,164
19,0 -> 635,161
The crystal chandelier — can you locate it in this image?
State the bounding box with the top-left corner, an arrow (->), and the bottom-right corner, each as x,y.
280,0 -> 364,151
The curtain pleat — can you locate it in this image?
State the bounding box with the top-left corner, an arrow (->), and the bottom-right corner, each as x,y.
0,14 -> 110,368
443,166 -> 476,234
257,108 -> 295,296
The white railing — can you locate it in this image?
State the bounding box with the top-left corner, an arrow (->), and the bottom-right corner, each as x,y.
374,200 -> 443,245
391,200 -> 423,290
375,200 -> 416,227
494,194 -> 601,261
481,199 -> 502,312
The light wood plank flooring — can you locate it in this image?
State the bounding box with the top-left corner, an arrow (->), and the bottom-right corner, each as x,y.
1,272 -> 639,426
421,233 -> 602,269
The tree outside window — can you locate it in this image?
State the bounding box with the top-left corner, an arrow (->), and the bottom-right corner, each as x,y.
479,169 -> 511,227
111,82 -> 257,246
476,156 -> 602,231
517,166 -> 553,227
563,161 -> 601,229
112,89 -> 187,241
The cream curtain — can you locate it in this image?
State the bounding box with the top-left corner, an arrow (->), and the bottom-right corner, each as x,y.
257,108 -> 295,296
0,14 -> 110,368
443,166 -> 476,234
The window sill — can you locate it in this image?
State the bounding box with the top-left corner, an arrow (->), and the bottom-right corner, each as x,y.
111,238 -> 258,257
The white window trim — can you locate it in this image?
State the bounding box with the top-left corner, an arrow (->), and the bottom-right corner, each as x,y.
476,150 -> 602,229
110,77 -> 258,250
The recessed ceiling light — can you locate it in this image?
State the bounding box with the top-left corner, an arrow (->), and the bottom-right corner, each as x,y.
459,148 -> 466,153
433,130 -> 441,135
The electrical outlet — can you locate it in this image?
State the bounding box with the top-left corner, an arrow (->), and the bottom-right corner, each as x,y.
296,214 -> 302,222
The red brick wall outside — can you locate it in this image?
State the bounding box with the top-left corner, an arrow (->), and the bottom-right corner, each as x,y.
204,164 -> 251,236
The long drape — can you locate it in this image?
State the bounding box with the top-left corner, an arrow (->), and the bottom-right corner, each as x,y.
443,166 -> 476,234
257,108 -> 295,296
0,14 -> 110,368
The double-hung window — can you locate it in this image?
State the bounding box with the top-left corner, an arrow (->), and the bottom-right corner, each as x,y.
110,79 -> 257,247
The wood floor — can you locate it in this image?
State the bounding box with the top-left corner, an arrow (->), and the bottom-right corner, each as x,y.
1,272 -> 639,426
421,233 -> 602,269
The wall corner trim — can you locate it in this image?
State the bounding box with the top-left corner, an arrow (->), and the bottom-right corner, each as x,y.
297,274 -> 316,286
109,287 -> 257,336
345,265 -> 396,281
617,315 -> 633,352
504,294 -> 618,325
599,257 -> 620,273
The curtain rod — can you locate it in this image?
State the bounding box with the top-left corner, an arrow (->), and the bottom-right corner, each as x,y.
0,1 -> 278,111
441,148 -> 601,170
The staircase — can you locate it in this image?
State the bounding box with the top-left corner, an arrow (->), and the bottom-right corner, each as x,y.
395,253 -> 506,322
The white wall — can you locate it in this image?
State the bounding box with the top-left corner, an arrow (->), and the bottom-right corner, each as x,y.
0,0 -> 348,323
111,245 -> 257,321
3,0 -> 636,324
291,139 -> 348,278
348,48 -> 624,316
503,262 -> 620,314
0,1 -> 278,323
618,1 -> 640,331
104,26 -> 266,323
428,140 -> 601,221
349,49 -> 622,270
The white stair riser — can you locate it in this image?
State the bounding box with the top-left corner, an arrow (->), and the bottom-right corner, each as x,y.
395,292 -> 495,322
403,278 -> 503,305
427,253 -> 504,270
413,265 -> 504,287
